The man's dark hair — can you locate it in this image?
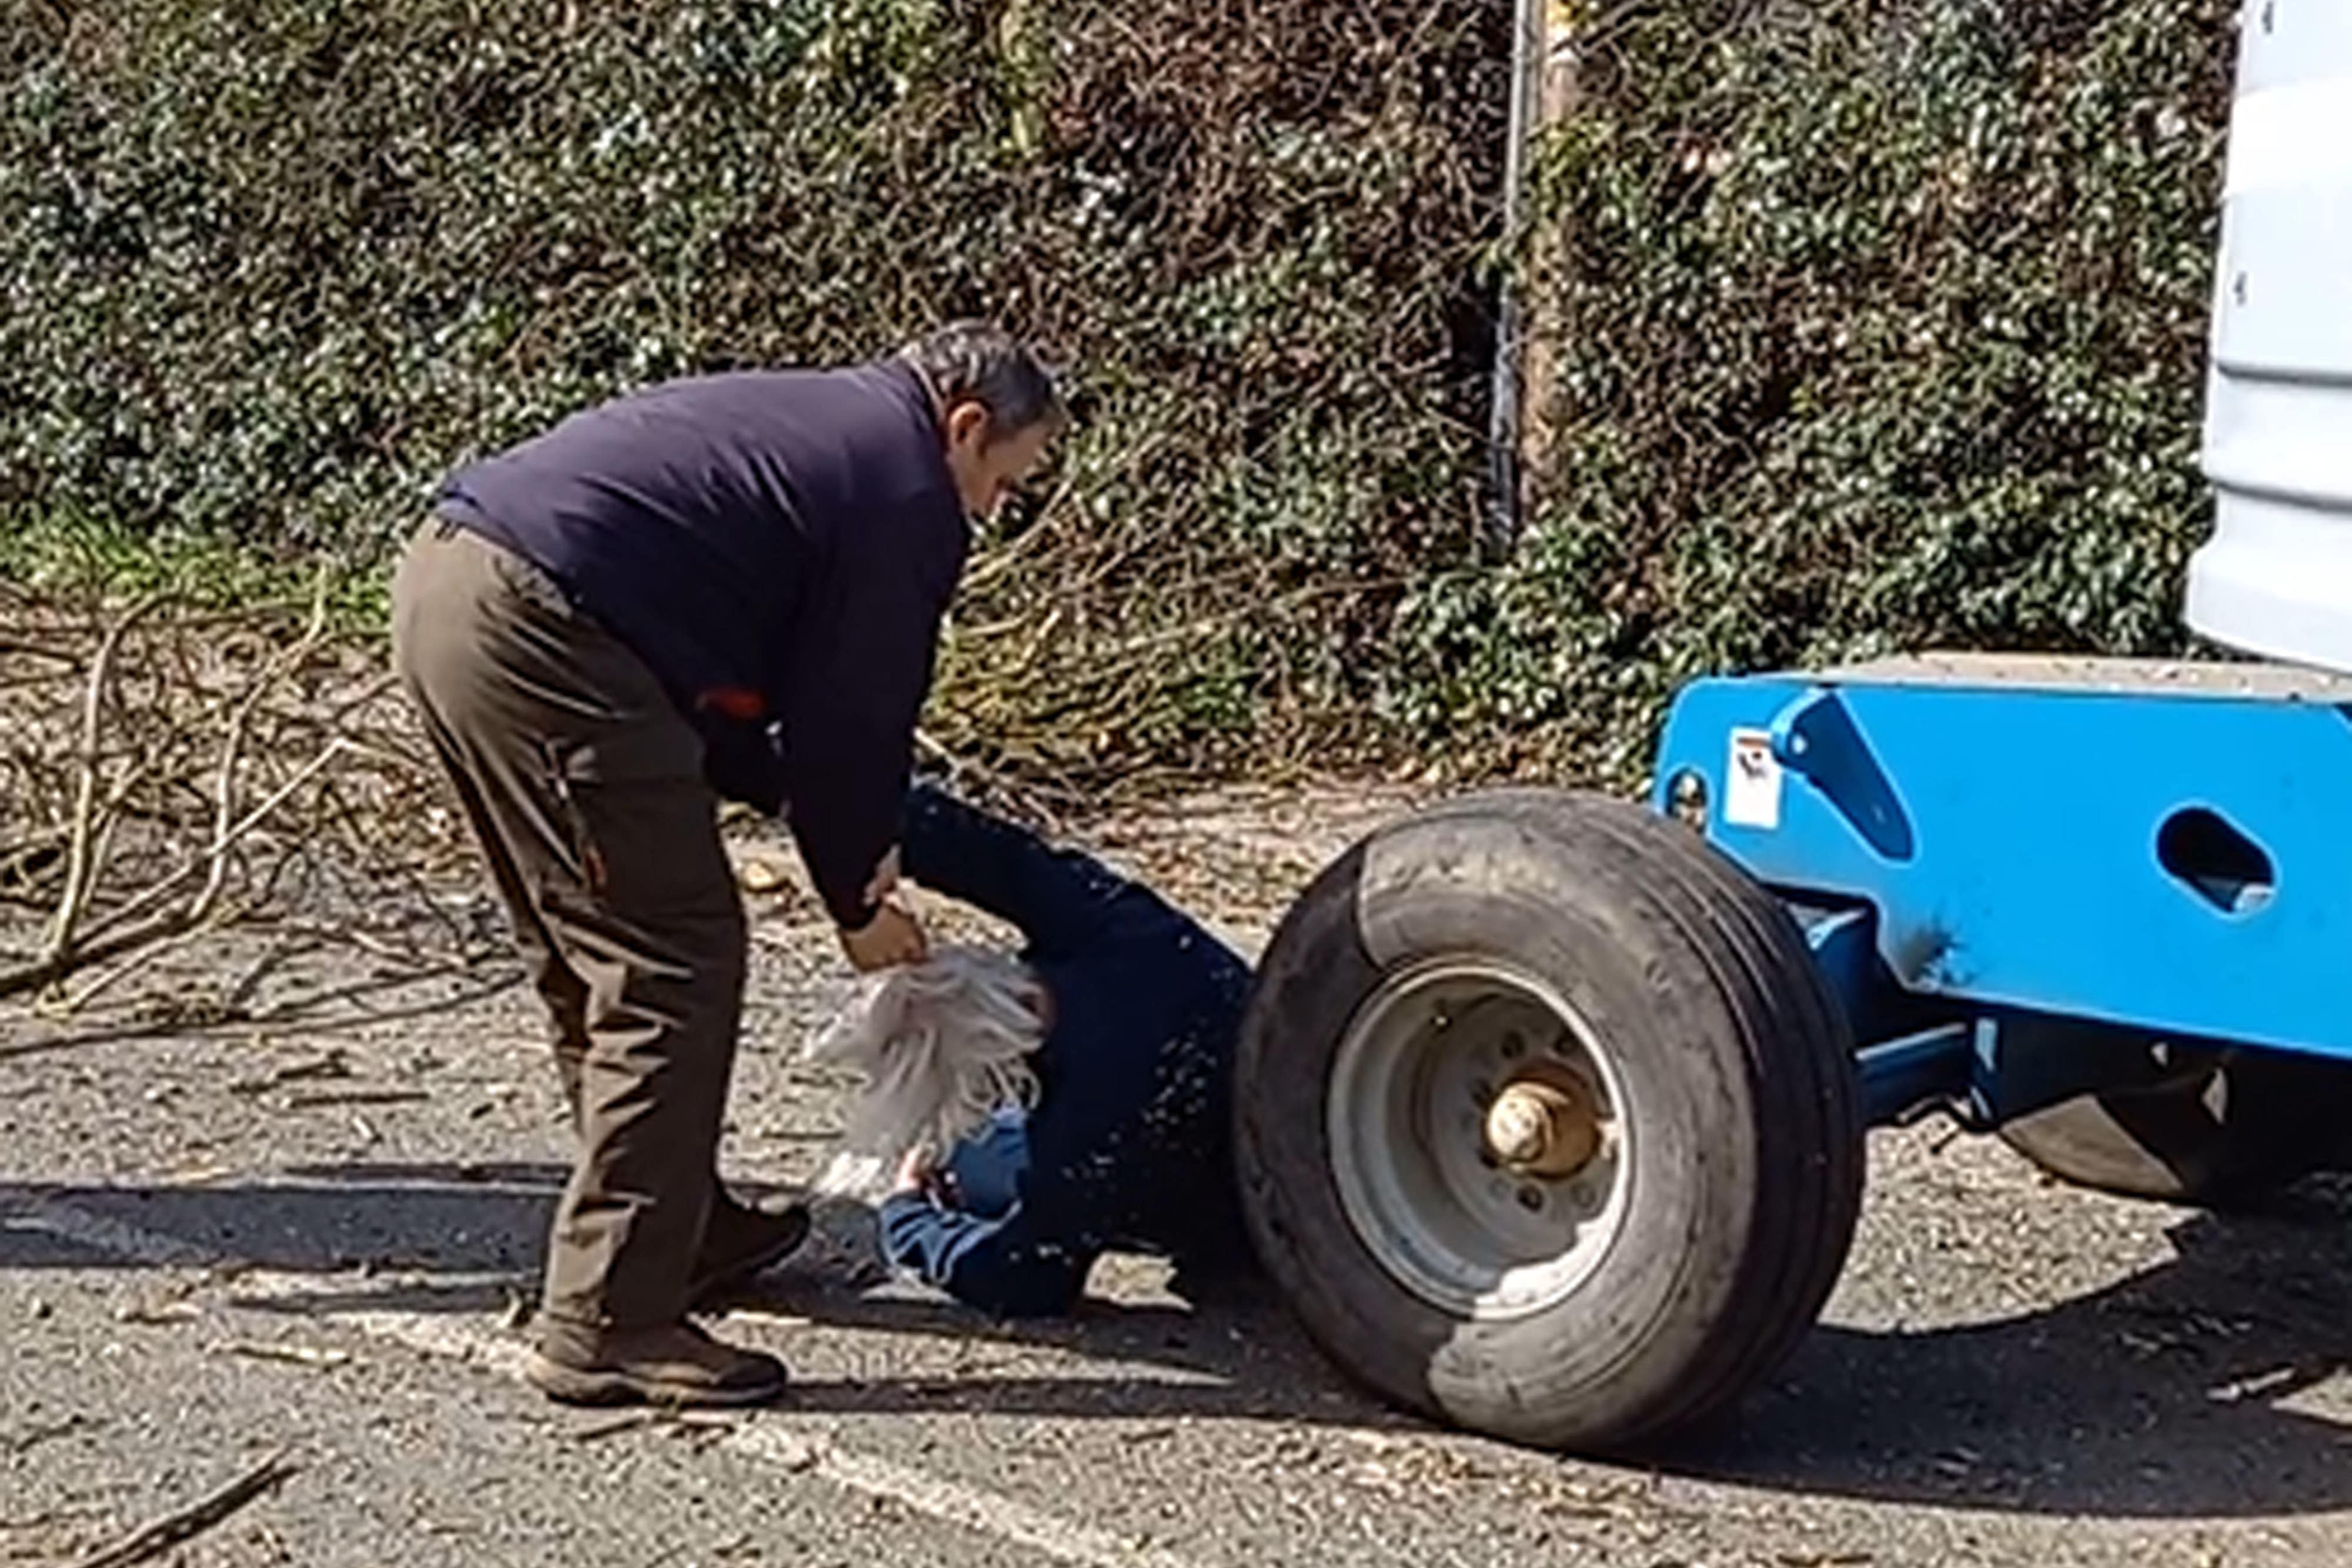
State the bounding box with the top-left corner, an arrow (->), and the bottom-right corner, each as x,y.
901,320 -> 1066,439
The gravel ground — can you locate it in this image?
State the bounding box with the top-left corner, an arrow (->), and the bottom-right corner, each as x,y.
5,785 -> 2351,1567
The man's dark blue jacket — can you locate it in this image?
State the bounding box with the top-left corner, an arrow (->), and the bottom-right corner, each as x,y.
433,359 -> 965,926
877,783 -> 1255,1316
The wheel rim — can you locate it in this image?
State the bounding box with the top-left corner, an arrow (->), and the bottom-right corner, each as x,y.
1326,957 -> 1632,1320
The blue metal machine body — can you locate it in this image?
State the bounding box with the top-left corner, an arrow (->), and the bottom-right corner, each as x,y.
1635,3 -> 2352,1136
1648,653 -> 2352,1128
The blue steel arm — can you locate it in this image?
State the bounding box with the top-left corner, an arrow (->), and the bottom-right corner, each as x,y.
1651,663 -> 2352,1066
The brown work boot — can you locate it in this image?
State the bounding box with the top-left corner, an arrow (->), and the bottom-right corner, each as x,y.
688,1193 -> 811,1309
526,1318 -> 787,1407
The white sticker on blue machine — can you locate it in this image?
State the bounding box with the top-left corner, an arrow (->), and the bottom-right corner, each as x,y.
1724,727 -> 1782,830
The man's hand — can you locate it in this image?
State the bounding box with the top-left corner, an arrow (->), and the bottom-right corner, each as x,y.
840,894 -> 927,971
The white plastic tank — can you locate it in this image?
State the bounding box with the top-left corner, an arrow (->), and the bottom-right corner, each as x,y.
2185,1 -> 2352,673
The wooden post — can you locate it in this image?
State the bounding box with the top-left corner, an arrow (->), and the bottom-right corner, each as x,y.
1516,0 -> 1582,520
1485,0 -> 1582,550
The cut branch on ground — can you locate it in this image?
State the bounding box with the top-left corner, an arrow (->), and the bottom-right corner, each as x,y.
66,1450 -> 300,1568
0,583 -> 460,1007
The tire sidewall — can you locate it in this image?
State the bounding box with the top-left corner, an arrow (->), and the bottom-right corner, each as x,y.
1237,804 -> 1772,1447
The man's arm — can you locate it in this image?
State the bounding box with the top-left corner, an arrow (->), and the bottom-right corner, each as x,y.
776,531 -> 962,931
876,1189 -> 1091,1318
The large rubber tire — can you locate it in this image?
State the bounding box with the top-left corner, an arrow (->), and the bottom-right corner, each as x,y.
1234,788 -> 1862,1453
1997,1043 -> 2352,1206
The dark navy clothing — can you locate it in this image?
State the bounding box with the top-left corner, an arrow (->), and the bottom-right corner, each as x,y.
877,784 -> 1254,1317
433,360 -> 967,926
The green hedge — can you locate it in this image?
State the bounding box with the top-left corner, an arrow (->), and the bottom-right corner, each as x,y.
1389,0 -> 2237,781
2,0 -> 2237,789
2,0 -> 1506,780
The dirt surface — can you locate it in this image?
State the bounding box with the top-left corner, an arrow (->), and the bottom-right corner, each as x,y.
6,784 -> 2352,1567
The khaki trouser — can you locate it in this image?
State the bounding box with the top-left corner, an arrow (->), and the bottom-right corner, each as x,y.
390,519 -> 745,1328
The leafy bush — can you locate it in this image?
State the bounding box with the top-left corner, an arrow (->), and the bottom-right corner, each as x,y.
1388,0 -> 2237,784
3,0 -> 2237,791
1,0 -> 1506,783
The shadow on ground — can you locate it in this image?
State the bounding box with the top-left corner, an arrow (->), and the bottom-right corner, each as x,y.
5,1162 -> 2350,1519
1673,1187 -> 2352,1517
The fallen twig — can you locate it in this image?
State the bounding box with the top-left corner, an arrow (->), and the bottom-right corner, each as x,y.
45,592 -> 170,975
283,1087 -> 429,1108
0,583 -> 465,1008
224,1340 -> 353,1369
4,1413 -> 92,1456
114,1302 -> 201,1326
570,1412 -> 661,1443
51,900 -> 253,1015
566,1409 -> 742,1447
65,1450 -> 298,1568
228,1048 -> 352,1095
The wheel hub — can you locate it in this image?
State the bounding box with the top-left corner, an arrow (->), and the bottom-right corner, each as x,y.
1483,1074 -> 1601,1178
1326,959 -> 1633,1319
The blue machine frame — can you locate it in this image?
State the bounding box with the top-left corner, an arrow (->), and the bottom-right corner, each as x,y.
1648,653 -> 2352,1129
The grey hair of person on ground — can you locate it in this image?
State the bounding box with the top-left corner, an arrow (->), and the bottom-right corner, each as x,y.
804,944 -> 1049,1201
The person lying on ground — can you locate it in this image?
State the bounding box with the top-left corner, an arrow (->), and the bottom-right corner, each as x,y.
807,781 -> 1257,1317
